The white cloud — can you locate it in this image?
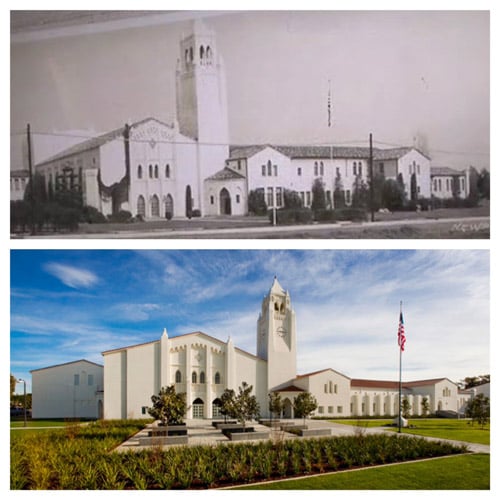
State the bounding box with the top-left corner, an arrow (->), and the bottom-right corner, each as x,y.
44,262 -> 98,289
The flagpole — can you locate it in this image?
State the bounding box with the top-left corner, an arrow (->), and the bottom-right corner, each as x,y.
398,300 -> 403,433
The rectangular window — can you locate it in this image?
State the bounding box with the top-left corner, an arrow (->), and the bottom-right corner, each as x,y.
446,179 -> 450,191
273,165 -> 278,176
267,187 -> 273,207
318,406 -> 324,414
438,179 -> 442,191
236,194 -> 240,204
262,165 -> 266,176
276,187 -> 283,207
88,374 -> 94,386
306,191 -> 311,206
268,164 -> 272,176
297,167 -> 302,176
141,406 -> 148,415
324,383 -> 328,393
74,374 -> 80,386
328,406 -> 333,414
337,406 -> 343,414
210,195 -> 214,205
373,403 -> 376,413
334,384 -> 338,394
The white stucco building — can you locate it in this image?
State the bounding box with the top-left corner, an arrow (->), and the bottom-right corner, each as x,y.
431,166 -> 469,199
99,277 -> 467,421
30,359 -> 103,419
10,169 -> 29,201
23,18 -> 438,218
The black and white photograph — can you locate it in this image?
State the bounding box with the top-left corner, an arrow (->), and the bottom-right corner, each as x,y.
10,9 -> 490,238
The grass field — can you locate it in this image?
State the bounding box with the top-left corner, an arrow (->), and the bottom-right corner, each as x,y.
330,418 -> 490,445
235,453 -> 490,490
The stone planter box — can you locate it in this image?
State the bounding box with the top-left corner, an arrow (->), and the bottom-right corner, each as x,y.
148,428 -> 187,437
227,431 -> 269,441
138,435 -> 188,446
221,425 -> 255,437
296,428 -> 332,437
282,424 -> 307,432
212,420 -> 237,428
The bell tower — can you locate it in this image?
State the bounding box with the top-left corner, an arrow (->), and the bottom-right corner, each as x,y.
175,18 -> 230,213
257,277 -> 297,391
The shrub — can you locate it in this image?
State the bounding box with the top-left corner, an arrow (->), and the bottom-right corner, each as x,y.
314,209 -> 336,222
248,189 -> 267,215
270,208 -> 313,225
192,209 -> 201,218
334,207 -> 367,222
165,211 -> 173,220
107,210 -> 133,223
81,205 -> 107,223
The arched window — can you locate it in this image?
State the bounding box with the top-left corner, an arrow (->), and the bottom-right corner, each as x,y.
358,162 -> 362,176
149,164 -> 153,178
189,46 -> 193,62
175,370 -> 182,383
214,372 -> 221,384
137,165 -> 143,179
314,161 -> 318,176
200,371 -> 205,384
200,45 -> 204,61
185,48 -> 189,63
320,161 -> 324,176
267,160 -> 272,177
151,195 -> 160,217
137,195 -> 145,217
206,46 -> 212,63
193,398 -> 204,418
192,371 -> 197,384
154,164 -> 159,178
165,164 -> 170,178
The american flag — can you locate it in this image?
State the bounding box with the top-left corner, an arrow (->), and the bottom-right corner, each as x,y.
398,311 -> 406,351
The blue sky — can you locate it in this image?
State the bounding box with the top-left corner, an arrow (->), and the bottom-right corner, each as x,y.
10,249 -> 489,393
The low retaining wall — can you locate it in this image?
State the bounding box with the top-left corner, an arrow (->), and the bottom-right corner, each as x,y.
228,431 -> 269,441
138,435 -> 188,446
298,428 -> 332,437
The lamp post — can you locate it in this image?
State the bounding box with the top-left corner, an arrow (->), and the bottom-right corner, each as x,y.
17,378 -> 27,427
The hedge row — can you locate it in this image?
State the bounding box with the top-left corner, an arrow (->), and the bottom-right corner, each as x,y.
269,207 -> 367,225
11,420 -> 467,490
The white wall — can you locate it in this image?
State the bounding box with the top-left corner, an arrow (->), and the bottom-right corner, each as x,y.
32,360 -> 103,419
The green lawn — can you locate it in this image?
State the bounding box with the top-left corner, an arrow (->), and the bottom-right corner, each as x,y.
11,420 -> 78,428
330,418 -> 490,445
235,453 -> 490,490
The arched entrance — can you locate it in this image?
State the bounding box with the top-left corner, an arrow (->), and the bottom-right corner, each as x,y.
193,398 -> 204,418
282,397 -> 293,419
164,194 -> 174,219
212,398 -> 223,418
220,188 -> 231,215
137,195 -> 146,218
151,194 -> 160,217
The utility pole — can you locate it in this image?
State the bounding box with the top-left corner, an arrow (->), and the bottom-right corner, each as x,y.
369,133 -> 375,222
27,123 -> 36,235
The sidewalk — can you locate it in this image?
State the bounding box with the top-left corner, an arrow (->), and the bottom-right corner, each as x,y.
113,418 -> 490,454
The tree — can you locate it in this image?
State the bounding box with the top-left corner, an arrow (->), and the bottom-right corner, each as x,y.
477,168 -> 490,200
185,185 -> 193,219
293,392 -> 318,425
231,382 -> 260,429
382,179 -> 405,211
410,173 -> 418,202
268,392 -> 284,422
148,385 -> 187,426
465,394 -> 490,428
333,172 -> 346,209
248,189 -> 267,215
220,388 -> 237,422
420,397 -> 430,417
351,175 -> 369,209
311,178 -> 326,211
283,189 -> 303,209
401,397 -> 412,419
10,374 -> 17,398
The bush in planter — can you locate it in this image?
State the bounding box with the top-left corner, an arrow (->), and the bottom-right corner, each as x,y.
148,385 -> 187,426
192,209 -> 201,217
81,205 -> 107,223
165,211 -> 173,220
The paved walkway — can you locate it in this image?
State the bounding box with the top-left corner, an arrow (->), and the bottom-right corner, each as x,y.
114,419 -> 490,454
